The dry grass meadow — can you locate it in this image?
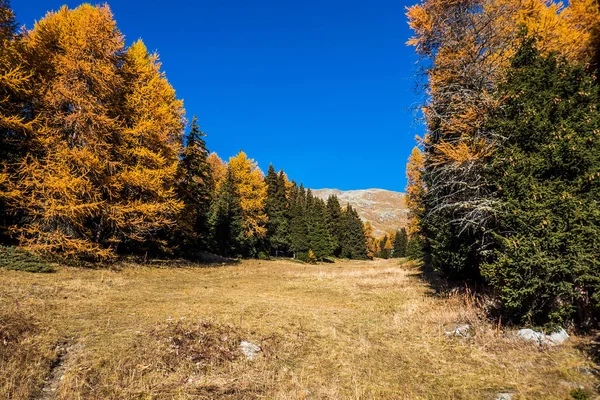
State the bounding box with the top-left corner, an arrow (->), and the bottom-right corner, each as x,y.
1,257 -> 599,399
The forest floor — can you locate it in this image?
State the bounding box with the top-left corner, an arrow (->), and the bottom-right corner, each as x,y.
1,257 -> 599,399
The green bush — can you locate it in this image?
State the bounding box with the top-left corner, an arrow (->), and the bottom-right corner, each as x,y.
257,251 -> 270,260
481,39 -> 600,326
295,251 -> 308,263
570,388 -> 591,400
0,246 -> 55,273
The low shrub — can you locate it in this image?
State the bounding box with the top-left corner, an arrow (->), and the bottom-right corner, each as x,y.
0,246 -> 55,273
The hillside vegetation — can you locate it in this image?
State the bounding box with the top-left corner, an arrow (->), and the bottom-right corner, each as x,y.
405,0 -> 600,328
312,189 -> 408,238
2,258 -> 597,399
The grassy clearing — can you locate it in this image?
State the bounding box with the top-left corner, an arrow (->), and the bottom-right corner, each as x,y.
0,257 -> 598,399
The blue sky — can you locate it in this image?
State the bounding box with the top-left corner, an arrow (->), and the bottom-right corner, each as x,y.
13,0 -> 424,191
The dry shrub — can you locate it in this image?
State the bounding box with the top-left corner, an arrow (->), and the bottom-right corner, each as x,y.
153,319 -> 242,370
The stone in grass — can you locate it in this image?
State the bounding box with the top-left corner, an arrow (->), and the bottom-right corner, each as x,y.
496,392 -> 513,400
239,341 -> 261,360
445,324 -> 473,338
516,328 -> 569,346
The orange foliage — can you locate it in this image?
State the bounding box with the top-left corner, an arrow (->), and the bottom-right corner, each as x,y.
1,5 -> 185,260
207,152 -> 227,193
228,151 -> 268,240
107,39 -> 185,250
405,147 -> 426,236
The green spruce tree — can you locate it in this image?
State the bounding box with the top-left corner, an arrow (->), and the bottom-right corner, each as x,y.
306,193 -> 333,260
325,195 -> 344,257
393,228 -> 408,258
208,168 -> 243,257
481,37 -> 600,326
340,204 -> 368,260
288,182 -> 309,258
264,165 -> 290,256
177,116 -> 213,250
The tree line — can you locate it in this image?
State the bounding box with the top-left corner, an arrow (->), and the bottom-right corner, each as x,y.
0,2 -> 372,262
405,0 -> 600,327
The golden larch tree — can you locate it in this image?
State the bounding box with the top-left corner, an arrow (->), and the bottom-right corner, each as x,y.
207,152 -> 227,194
405,147 -> 426,236
6,4 -> 124,259
107,39 -> 184,252
228,151 -> 268,243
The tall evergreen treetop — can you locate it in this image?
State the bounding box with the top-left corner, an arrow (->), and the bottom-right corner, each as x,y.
177,116 -> 213,248
393,228 -> 408,258
326,195 -> 344,257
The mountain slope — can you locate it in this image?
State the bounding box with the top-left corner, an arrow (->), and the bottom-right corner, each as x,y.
312,188 -> 408,237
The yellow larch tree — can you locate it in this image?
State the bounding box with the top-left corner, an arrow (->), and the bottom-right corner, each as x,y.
405,147 -> 426,236
228,151 -> 268,246
5,4 -> 124,259
363,221 -> 376,259
0,0 -> 34,236
107,39 -> 184,252
207,152 -> 227,193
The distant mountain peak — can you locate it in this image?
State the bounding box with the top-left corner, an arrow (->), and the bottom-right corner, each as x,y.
312,188 -> 408,237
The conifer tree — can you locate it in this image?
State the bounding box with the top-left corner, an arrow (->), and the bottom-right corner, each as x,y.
306,194 -> 332,260
264,165 -> 290,255
380,235 -> 393,259
340,204 -> 368,260
228,151 -> 267,256
482,38 -> 600,326
363,221 -> 376,259
208,168 -> 243,257
110,39 -> 184,254
207,152 -> 227,194
5,4 -> 126,259
0,0 -> 31,242
288,183 -> 309,257
392,228 -> 408,258
406,234 -> 423,260
325,195 -> 344,256
177,116 -> 213,250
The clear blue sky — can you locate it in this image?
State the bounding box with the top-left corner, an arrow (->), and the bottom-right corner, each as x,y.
13,0 -> 424,192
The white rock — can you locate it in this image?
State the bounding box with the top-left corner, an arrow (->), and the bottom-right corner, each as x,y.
547,328 -> 569,345
516,328 -> 569,346
445,324 -> 472,338
496,393 -> 513,400
239,341 -> 261,360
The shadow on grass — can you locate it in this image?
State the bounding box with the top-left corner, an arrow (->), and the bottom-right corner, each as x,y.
135,252 -> 241,269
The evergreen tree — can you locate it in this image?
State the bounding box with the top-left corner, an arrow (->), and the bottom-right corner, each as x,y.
177,116 -> 213,250
325,195 -> 344,256
406,234 -> 424,260
340,204 -> 368,260
306,194 -> 333,260
208,168 -> 243,257
288,183 -> 309,257
264,165 -> 290,256
392,228 -> 408,258
482,38 -> 600,326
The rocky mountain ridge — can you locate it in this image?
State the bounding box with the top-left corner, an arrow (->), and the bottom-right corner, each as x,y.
311,188 -> 408,237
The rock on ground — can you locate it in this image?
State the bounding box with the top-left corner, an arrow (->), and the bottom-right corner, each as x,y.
516,328 -> 569,346
239,341 -> 261,360
445,324 -> 472,338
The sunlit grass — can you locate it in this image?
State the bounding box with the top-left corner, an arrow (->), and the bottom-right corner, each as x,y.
0,258 -> 597,399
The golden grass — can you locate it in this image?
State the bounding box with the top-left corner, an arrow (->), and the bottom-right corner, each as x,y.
0,257 -> 598,399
